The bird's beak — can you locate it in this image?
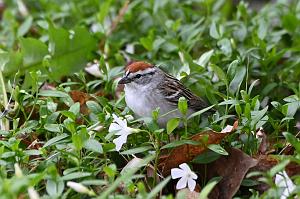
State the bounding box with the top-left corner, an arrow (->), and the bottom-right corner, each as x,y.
118,76 -> 131,84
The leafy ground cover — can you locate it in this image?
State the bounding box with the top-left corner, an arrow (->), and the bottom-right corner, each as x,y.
0,0 -> 300,198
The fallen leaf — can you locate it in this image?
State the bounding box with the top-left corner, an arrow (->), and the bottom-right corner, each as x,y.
285,162 -> 300,178
197,148 -> 258,199
248,155 -> 278,193
221,125 -> 233,133
69,90 -> 91,106
69,90 -> 91,115
159,129 -> 234,175
176,188 -> 200,199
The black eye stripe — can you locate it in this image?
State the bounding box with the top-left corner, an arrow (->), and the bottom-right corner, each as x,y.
133,71 -> 155,79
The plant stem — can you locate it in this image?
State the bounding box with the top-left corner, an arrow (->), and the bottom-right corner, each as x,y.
152,136 -> 160,187
0,70 -> 9,130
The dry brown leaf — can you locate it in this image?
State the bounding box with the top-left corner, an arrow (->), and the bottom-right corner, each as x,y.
247,155 -> 278,193
201,148 -> 258,199
176,189 -> 200,199
69,90 -> 91,105
159,127 -> 237,176
286,162 -> 300,178
69,90 -> 91,115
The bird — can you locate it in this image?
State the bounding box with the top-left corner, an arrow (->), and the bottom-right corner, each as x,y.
118,61 -> 212,127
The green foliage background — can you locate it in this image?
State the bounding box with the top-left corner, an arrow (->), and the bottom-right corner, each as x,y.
0,0 -> 299,198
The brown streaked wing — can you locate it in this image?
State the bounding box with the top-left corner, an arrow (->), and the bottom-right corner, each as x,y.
158,72 -> 208,111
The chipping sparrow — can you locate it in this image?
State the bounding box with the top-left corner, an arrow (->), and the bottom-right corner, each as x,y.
118,61 -> 212,126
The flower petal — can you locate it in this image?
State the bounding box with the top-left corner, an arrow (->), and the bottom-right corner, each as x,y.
112,114 -> 127,128
179,163 -> 191,173
187,178 -> 196,192
108,123 -> 121,133
176,176 -> 188,190
124,127 -> 134,134
190,171 -> 198,180
113,135 -> 128,151
171,168 -> 184,179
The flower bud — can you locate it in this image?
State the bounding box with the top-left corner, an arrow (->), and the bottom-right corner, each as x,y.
67,181 -> 95,195
14,163 -> 23,178
28,187 -> 40,199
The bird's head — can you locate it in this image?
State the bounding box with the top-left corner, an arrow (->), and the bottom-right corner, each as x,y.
118,61 -> 160,86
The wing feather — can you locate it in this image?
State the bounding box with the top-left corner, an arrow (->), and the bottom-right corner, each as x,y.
157,71 -> 209,111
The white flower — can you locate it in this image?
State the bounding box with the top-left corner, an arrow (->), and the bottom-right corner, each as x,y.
275,171 -> 296,199
109,114 -> 135,151
171,163 -> 198,192
28,187 -> 40,199
67,181 -> 94,195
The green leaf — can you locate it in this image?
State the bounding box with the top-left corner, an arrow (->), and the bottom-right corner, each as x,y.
199,177 -> 222,199
84,139 -> 103,153
161,140 -> 200,149
1,52 -> 23,76
98,156 -> 154,199
218,100 -> 240,106
103,164 -> 117,178
121,146 -> 153,155
19,37 -> 48,70
62,172 -> 91,181
98,0 -> 112,24
209,21 -> 220,39
284,101 -> 300,117
44,124 -> 62,133
257,19 -> 268,40
282,13 -> 299,32
48,25 -> 96,81
99,55 -> 107,75
72,133 -> 84,150
248,79 -> 259,96
250,106 -> 268,129
81,180 -> 107,186
217,38 -> 232,56
193,150 -> 221,164
69,102 -> 80,116
207,144 -> 228,155
61,111 -> 76,121
210,63 -> 228,84
244,103 -> 251,119
146,176 -> 171,199
229,66 -> 246,95
43,133 -> 69,148
187,105 -> 215,120
283,132 -> 300,153
46,180 -> 64,196
140,37 -> 153,51
178,97 -> 188,115
17,16 -> 33,37
39,90 -> 69,98
167,118 -> 180,134
269,159 -> 290,177
227,60 -> 239,80
197,50 -> 214,67
86,101 -> 102,113
241,179 -> 260,187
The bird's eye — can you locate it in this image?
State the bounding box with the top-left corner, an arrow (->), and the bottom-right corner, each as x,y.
135,74 -> 142,78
